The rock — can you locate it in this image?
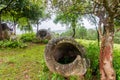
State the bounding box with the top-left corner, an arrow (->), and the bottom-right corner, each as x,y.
36,29 -> 51,40
44,37 -> 89,77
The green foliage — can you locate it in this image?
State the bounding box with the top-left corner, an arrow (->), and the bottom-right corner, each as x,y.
86,29 -> 97,40
52,0 -> 90,37
0,40 -> 27,48
41,39 -> 48,44
114,32 -> 120,44
75,26 -> 87,39
44,73 -> 65,80
20,33 -> 49,44
61,28 -> 73,37
32,38 -> 42,43
85,43 -> 100,79
113,44 -> 120,80
1,0 -> 46,33
20,33 -> 36,42
77,39 -> 100,79
61,26 -> 97,40
77,39 -> 120,80
32,38 -> 49,44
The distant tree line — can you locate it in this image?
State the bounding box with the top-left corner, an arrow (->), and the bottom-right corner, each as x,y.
60,25 -> 120,44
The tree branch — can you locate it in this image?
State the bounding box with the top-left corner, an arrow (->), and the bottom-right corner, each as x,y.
0,0 -> 14,13
103,0 -> 114,16
98,21 -> 103,38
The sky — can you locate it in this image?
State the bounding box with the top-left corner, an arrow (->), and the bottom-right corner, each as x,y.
16,17 -> 96,34
36,18 -> 96,31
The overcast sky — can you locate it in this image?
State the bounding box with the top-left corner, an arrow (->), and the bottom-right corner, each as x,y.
39,18 -> 96,30
16,17 -> 96,34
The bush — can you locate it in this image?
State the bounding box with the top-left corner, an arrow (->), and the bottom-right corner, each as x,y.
0,40 -> 27,48
32,38 -> 42,43
114,37 -> 120,44
113,44 -> 120,80
77,40 -> 120,80
85,43 -> 100,80
20,33 -> 49,44
20,33 -> 36,42
76,40 -> 100,79
84,42 -> 120,80
32,38 -> 49,44
41,39 -> 49,44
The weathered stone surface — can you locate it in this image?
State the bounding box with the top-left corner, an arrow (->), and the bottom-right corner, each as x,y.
0,23 -> 12,40
36,29 -> 51,40
44,37 -> 89,77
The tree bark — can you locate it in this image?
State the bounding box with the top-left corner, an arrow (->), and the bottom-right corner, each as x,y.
0,13 -> 3,40
0,24 -> 2,40
13,16 -> 17,35
72,28 -> 75,38
100,19 -> 116,80
36,21 -> 39,33
13,23 -> 17,35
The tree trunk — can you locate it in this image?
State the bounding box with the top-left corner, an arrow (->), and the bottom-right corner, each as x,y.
36,21 -> 39,33
13,23 -> 16,35
72,28 -> 75,38
0,13 -> 2,40
100,19 -> 116,80
0,24 -> 2,40
13,17 -> 17,35
82,33 -> 84,39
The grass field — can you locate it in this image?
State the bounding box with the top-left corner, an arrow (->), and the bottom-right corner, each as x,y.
0,43 -> 45,80
0,40 -> 120,80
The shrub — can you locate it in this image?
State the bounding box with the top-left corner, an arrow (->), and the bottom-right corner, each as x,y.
41,39 -> 49,44
20,33 -> 36,42
0,40 -> 27,48
85,42 -> 100,80
20,33 -> 49,44
76,40 -> 100,79
77,40 -> 120,80
32,38 -> 49,44
113,45 -> 120,80
32,38 -> 41,43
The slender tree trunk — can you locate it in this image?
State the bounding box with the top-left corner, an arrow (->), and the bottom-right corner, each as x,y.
0,25 -> 2,40
96,27 -> 100,46
13,23 -> 17,35
72,28 -> 75,38
71,20 -> 76,38
36,21 -> 39,33
100,19 -> 116,80
13,16 -> 17,35
82,33 -> 84,39
0,13 -> 2,40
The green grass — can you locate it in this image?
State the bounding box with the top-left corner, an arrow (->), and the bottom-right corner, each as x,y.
0,43 -> 45,80
0,39 -> 120,80
77,39 -> 120,80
